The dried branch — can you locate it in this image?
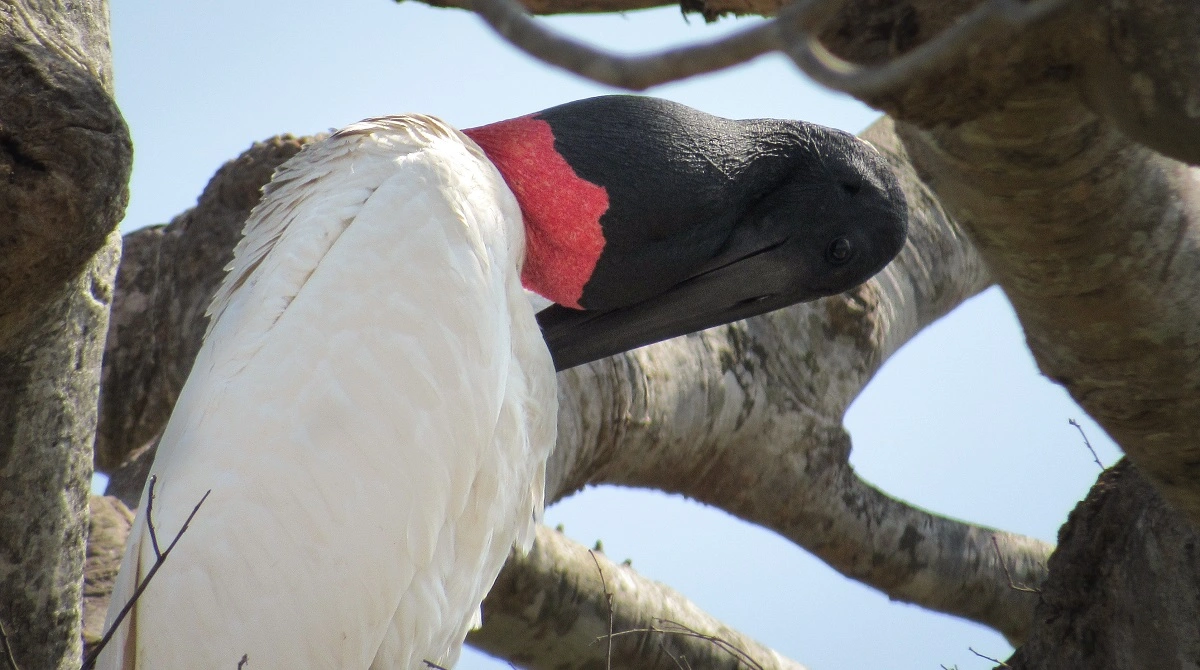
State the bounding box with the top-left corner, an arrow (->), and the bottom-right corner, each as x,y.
607,619 -> 769,670
0,619 -> 18,670
462,0 -> 1069,97
588,550 -> 615,669
1068,419 -> 1105,471
466,0 -> 790,90
990,537 -> 1041,595
82,479 -> 211,670
968,646 -> 1009,667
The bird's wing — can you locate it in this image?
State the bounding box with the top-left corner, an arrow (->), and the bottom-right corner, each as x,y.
98,116 -> 556,670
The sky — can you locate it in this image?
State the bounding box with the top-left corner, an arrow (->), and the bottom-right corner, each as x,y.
108,2 -> 1122,668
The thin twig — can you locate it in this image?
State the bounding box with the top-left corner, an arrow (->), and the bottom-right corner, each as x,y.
588,550 -> 615,670
991,536 -> 1041,594
603,619 -> 766,670
237,653 -> 249,668
145,475 -> 163,560
467,0 -> 793,90
422,661 -> 449,669
0,618 -> 19,670
81,480 -> 212,670
969,646 -> 1011,667
1068,419 -> 1105,470
781,0 -> 1072,97
468,0 -> 1070,97
659,636 -> 689,670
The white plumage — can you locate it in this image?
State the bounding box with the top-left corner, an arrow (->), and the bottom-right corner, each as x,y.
99,116 -> 557,669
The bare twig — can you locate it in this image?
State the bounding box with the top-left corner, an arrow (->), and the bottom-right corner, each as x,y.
0,618 -> 19,670
990,536 -> 1041,594
81,479 -> 212,670
588,550 -> 615,670
145,474 -> 164,560
968,646 -> 1010,667
422,661 -> 449,669
604,619 -> 767,670
780,0 -> 1072,97
466,0 -> 1070,96
467,0 -> 790,90
237,653 -> 249,668
1069,419 -> 1105,470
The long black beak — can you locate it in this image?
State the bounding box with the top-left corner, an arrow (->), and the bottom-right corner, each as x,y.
537,240 -> 820,371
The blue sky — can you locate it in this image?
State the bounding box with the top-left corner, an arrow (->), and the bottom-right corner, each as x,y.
109,2 -> 1120,667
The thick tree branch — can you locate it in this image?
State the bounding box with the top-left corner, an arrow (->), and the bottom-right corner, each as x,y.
896,86 -> 1200,527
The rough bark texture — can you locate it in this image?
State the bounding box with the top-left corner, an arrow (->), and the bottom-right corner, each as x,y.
0,1 -> 130,340
1008,460 -> 1200,670
0,1 -> 130,668
95,134 -> 315,470
0,233 -> 121,670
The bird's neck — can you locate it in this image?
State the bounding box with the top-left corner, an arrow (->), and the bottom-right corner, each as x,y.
463,117 -> 609,310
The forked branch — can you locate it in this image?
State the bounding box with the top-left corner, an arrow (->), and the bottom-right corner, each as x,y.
81,478 -> 211,670
463,0 -> 1070,95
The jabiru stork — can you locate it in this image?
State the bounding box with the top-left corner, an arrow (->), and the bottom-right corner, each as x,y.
98,95 -> 906,669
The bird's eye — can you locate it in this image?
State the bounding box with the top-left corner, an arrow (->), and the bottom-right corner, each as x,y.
826,237 -> 853,265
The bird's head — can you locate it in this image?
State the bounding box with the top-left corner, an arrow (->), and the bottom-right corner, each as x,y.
464,95 -> 907,371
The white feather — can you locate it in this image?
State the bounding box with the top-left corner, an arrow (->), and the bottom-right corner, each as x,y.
99,115 -> 557,669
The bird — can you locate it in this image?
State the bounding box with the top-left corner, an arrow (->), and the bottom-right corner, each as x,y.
97,95 -> 907,669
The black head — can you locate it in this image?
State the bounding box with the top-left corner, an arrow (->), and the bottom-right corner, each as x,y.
497,96 -> 908,370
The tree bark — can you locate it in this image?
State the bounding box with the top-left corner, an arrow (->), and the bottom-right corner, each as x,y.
1007,459 -> 1200,670
0,1 -> 130,668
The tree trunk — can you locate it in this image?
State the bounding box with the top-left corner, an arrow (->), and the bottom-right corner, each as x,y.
0,1 -> 130,667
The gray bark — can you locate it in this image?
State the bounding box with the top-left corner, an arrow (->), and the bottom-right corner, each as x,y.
0,1 -> 130,668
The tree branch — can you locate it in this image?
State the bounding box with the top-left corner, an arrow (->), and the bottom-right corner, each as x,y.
895,84 -> 1200,527
452,0 -> 1069,108
469,526 -> 809,669
778,0 -> 1071,99
464,0 -> 789,90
